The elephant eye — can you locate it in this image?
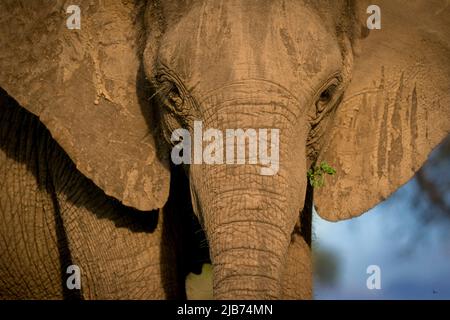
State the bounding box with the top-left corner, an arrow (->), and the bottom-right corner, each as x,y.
155,74 -> 185,114
319,85 -> 335,103
167,84 -> 183,109
316,81 -> 339,113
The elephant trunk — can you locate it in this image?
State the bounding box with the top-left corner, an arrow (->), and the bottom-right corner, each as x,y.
189,86 -> 307,299
208,201 -> 291,299
193,165 -> 303,299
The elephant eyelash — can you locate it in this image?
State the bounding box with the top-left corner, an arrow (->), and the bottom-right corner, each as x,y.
148,84 -> 172,103
154,77 -> 186,115
153,64 -> 203,120
167,84 -> 184,108
154,70 -> 200,119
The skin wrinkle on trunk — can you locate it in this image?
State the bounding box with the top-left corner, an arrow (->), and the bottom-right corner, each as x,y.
185,93 -> 308,299
210,220 -> 288,299
201,184 -> 304,299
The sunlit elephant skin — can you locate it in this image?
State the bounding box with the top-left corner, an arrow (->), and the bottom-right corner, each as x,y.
0,93 -> 186,299
0,0 -> 449,299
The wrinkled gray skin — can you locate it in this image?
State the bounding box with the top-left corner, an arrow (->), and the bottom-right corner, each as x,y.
0,0 -> 449,299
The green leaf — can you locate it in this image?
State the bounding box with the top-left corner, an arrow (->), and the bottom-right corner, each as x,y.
307,161 -> 336,188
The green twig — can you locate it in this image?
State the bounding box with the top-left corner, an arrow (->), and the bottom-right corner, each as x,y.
307,162 -> 336,188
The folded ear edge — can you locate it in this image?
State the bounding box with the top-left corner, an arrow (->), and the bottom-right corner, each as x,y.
314,0 -> 450,222
0,1 -> 171,212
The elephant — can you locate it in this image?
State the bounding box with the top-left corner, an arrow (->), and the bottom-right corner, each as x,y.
0,0 -> 448,299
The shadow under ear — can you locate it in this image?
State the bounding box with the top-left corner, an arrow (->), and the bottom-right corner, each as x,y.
136,58 -> 172,171
1,88 -> 161,234
160,163 -> 211,299
300,182 -> 313,248
110,204 -> 159,233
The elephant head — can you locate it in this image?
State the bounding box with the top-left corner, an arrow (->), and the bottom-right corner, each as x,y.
0,0 -> 448,299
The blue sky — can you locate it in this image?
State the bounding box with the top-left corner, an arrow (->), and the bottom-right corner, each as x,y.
314,176 -> 450,299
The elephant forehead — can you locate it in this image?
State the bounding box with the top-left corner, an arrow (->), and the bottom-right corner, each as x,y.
158,0 -> 342,100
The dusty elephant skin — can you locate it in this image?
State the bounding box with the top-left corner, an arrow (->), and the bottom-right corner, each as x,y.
0,0 -> 449,300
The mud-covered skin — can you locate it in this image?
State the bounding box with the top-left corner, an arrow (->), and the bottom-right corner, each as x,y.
145,0 -> 449,299
0,0 -> 449,299
0,93 -> 183,299
0,0 -> 170,211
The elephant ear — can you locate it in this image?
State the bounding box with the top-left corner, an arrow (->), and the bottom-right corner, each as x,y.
314,0 -> 450,221
0,1 -> 170,211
